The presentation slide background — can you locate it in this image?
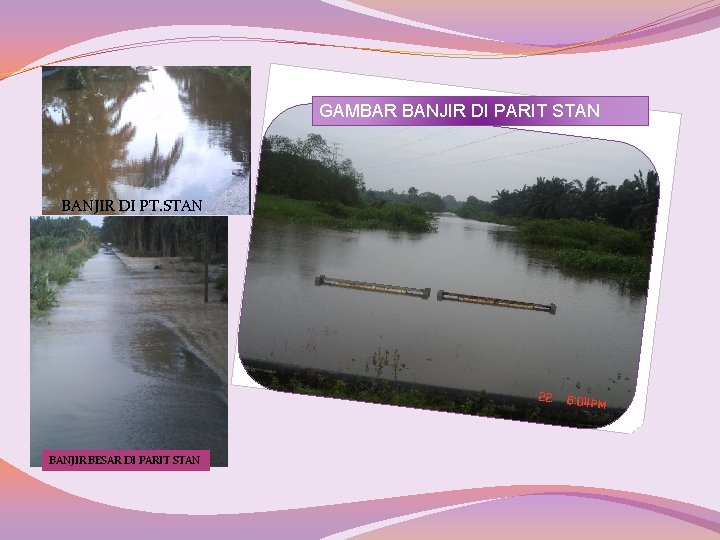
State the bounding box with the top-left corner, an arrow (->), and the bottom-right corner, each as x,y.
2,3 -> 719,538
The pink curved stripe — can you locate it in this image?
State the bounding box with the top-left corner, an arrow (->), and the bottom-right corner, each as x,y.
344,0 -> 720,46
2,2 -> 720,78
1,459 -> 718,539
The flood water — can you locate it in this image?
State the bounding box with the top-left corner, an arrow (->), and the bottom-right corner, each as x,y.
42,67 -> 250,214
31,251 -> 228,466
239,215 -> 647,410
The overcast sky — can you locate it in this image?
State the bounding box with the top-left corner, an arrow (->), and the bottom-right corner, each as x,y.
83,216 -> 104,226
265,105 -> 656,202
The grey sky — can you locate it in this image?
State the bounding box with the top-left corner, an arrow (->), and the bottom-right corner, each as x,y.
83,216 -> 104,226
265,105 -> 655,202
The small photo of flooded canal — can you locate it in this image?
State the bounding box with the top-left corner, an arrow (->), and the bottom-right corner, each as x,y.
239,105 -> 663,428
30,216 -> 228,466
42,66 -> 251,215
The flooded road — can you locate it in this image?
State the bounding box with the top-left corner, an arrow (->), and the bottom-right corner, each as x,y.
31,250 -> 228,466
239,215 -> 647,411
42,67 -> 250,214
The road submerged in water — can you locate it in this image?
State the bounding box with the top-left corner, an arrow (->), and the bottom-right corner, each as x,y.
31,250 -> 228,467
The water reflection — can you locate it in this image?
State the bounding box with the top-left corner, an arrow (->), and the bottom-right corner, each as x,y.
487,226 -> 648,301
42,68 -> 142,203
167,67 -> 251,165
120,135 -> 184,189
42,67 -> 250,214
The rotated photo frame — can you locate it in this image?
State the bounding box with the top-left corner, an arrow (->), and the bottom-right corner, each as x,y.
233,65 -> 680,434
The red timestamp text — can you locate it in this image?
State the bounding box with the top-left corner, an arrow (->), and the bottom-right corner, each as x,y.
566,395 -> 607,409
538,391 -> 553,403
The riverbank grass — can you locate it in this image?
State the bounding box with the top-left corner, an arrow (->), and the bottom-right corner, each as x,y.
246,364 -> 622,428
456,214 -> 652,288
518,220 -> 651,287
255,194 -> 436,232
30,238 -> 98,317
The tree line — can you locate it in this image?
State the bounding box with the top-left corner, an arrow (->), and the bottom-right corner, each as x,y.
31,216 -> 99,243
364,187 -> 454,213
100,217 -> 227,261
260,133 -> 366,205
462,171 -> 659,233
259,132 -> 659,241
261,133 -> 467,213
101,217 -> 228,302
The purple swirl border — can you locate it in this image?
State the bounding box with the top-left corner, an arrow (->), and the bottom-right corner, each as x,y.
2,459 -> 719,539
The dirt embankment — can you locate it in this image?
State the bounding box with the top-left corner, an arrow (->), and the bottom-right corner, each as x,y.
113,249 -> 228,385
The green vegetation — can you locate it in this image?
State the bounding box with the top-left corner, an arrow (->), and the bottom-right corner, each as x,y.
365,186 -> 447,214
56,66 -> 144,89
363,348 -> 406,379
65,67 -> 87,89
258,134 -> 436,233
245,362 -> 622,428
552,249 -> 649,285
519,219 -> 645,253
30,217 -> 99,317
255,194 -> 436,232
486,173 -> 659,230
101,217 -> 227,260
453,172 -> 659,289
457,198 -> 529,227
260,129 -> 659,286
485,219 -> 651,287
207,67 -> 251,85
101,217 -> 229,303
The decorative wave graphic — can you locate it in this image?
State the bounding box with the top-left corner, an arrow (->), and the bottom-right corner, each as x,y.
1,459 -> 718,539
2,1 -> 720,79
335,0 -> 720,47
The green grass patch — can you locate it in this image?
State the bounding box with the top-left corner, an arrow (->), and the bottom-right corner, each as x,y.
551,249 -> 650,287
454,214 -> 653,288
30,239 -> 98,317
255,194 -> 437,233
30,266 -> 57,317
248,363 -> 622,428
518,219 -> 648,256
515,220 -> 651,288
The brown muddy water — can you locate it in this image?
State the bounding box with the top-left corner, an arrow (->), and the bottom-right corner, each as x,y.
239,215 -> 647,411
42,67 -> 250,214
31,250 -> 228,466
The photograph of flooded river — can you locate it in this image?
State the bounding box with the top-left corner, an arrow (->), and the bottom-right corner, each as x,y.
240,216 -> 645,418
30,217 -> 228,466
42,66 -> 250,214
239,106 -> 661,427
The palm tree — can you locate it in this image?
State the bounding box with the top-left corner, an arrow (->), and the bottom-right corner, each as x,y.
629,170 -> 660,229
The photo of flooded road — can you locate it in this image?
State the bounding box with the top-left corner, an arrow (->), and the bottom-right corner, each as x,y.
30,216 -> 228,466
42,67 -> 251,215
